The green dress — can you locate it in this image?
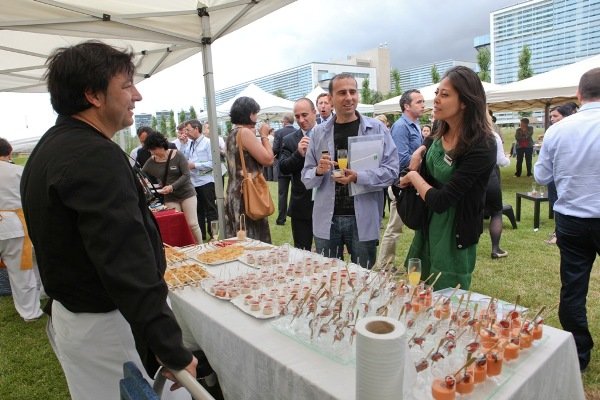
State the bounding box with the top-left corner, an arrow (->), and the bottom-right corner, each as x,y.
405,139 -> 477,290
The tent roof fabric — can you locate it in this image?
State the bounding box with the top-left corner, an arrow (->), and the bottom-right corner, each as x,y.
0,0 -> 294,92
486,54 -> 600,112
216,83 -> 294,119
373,81 -> 502,114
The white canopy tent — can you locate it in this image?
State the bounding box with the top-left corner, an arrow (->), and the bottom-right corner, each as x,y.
216,83 -> 294,120
0,0 -> 295,237
486,54 -> 600,112
373,81 -> 503,114
304,84 -> 375,114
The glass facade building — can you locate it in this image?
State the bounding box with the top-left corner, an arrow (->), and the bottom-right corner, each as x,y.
491,0 -> 600,84
213,63 -> 376,106
396,60 -> 478,91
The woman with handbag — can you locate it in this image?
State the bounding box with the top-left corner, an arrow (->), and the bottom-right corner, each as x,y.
399,66 -> 496,290
224,96 -> 275,243
142,132 -> 203,244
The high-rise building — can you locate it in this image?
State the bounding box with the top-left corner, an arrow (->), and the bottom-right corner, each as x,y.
213,63 -> 376,106
490,0 -> 600,84
134,113 -> 152,130
212,46 -> 391,106
396,60 -> 478,91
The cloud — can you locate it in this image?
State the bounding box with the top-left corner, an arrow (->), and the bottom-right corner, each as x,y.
0,0 -> 517,140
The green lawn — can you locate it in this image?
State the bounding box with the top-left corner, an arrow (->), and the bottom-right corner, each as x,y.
2,146 -> 599,399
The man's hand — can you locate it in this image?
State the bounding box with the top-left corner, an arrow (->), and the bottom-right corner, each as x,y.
188,161 -> 195,170
160,356 -> 198,391
333,168 -> 357,185
297,136 -> 310,157
316,153 -> 334,175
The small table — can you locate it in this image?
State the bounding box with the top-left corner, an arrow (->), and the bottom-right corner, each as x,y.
515,192 -> 554,229
153,209 -> 195,246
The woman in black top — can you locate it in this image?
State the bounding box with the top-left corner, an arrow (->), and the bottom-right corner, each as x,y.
143,132 -> 203,244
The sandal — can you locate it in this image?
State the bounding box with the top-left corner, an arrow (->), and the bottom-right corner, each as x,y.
491,250 -> 508,259
545,232 -> 557,245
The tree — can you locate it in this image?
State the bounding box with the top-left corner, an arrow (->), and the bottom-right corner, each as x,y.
159,117 -> 167,135
272,89 -> 287,99
178,110 -> 187,124
361,78 -> 372,104
391,68 -> 401,97
477,47 -> 491,82
370,91 -> 384,104
518,44 -> 533,80
189,106 -> 197,120
151,115 -> 158,130
431,64 -> 440,84
168,110 -> 176,137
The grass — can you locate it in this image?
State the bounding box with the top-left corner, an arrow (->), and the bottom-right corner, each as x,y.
2,141 -> 599,399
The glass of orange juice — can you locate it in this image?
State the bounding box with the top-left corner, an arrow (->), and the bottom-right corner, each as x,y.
337,149 -> 348,170
407,258 -> 421,286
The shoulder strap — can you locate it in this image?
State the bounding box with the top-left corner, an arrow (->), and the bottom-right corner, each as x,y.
162,150 -> 173,186
237,129 -> 249,179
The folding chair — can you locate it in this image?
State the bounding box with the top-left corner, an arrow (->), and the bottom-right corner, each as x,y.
120,362 -> 216,400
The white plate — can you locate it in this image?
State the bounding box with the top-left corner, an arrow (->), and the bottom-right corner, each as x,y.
200,278 -> 234,300
230,295 -> 280,320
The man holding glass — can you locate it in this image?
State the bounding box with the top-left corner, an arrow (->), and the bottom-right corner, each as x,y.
279,98 -> 317,250
302,73 -> 398,268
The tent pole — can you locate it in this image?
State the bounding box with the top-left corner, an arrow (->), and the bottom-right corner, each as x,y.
199,7 -> 226,240
544,103 -> 550,131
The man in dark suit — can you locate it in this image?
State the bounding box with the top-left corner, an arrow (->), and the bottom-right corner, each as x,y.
272,113 -> 296,225
279,99 -> 316,250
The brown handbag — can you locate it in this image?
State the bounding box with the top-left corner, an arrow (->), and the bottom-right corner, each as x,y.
237,130 -> 275,221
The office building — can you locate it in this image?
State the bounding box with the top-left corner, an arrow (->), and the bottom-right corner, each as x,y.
134,113 -> 152,130
397,60 -> 478,90
490,0 -> 600,84
213,46 -> 391,106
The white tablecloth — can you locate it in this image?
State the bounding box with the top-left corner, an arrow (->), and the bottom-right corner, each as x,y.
169,259 -> 585,400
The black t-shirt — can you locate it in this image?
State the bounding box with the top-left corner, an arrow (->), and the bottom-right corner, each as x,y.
333,118 -> 360,215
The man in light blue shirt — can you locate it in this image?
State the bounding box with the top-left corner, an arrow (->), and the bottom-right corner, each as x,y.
185,119 -> 218,241
301,73 -> 398,268
534,67 -> 600,371
377,89 -> 425,268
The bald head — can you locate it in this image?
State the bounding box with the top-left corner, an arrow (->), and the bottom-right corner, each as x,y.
294,98 -> 317,132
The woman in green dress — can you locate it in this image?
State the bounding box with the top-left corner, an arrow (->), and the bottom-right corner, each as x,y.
399,66 -> 496,290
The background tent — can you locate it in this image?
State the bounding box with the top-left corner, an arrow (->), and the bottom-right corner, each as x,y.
374,81 -> 502,114
0,0 -> 295,237
486,54 -> 600,112
216,83 -> 294,120
304,85 -> 374,114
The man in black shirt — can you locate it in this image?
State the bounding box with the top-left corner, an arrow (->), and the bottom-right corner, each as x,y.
21,41 -> 196,399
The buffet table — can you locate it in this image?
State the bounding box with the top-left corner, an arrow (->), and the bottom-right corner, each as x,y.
154,209 -> 195,246
168,249 -> 584,400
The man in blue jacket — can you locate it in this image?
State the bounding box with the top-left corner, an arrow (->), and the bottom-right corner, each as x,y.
302,73 -> 398,268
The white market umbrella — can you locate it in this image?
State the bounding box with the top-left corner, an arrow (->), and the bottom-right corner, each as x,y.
0,0 -> 296,238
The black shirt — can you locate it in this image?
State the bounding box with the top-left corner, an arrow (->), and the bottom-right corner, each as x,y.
21,116 -> 192,374
333,118 -> 360,215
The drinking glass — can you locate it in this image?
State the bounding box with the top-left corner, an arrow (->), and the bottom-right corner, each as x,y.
407,258 -> 422,286
530,183 -> 538,196
210,220 -> 219,242
337,149 -> 348,170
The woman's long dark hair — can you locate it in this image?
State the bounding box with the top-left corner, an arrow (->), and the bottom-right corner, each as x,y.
433,66 -> 493,157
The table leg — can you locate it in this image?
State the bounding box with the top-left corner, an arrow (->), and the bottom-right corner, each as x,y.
516,195 -> 521,221
549,201 -> 554,219
534,200 -> 540,229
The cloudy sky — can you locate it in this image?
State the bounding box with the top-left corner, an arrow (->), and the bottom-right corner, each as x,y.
1,0 -> 519,141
